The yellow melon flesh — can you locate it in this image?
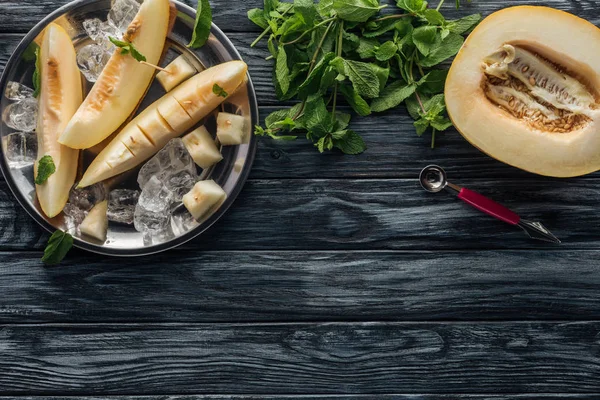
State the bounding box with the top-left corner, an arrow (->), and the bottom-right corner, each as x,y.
35,23 -> 83,218
58,0 -> 170,149
78,61 -> 248,187
445,6 -> 600,177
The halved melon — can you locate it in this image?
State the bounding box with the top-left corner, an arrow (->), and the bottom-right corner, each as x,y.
59,0 -> 170,149
35,23 -> 83,218
445,6 -> 600,177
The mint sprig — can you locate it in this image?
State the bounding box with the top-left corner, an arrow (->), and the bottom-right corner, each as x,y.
109,36 -> 147,62
249,0 -> 481,150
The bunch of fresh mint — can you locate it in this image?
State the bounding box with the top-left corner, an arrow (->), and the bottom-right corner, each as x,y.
249,0 -> 481,152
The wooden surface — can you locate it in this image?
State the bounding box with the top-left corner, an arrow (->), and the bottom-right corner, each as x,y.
1,0 -> 600,398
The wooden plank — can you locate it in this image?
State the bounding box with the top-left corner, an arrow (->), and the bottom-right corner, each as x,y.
1,322 -> 600,394
1,0 -> 599,34
0,177 -> 598,251
1,396 -> 599,400
3,250 -> 600,323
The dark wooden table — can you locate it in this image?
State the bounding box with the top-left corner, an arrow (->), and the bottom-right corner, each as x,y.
2,0 -> 600,398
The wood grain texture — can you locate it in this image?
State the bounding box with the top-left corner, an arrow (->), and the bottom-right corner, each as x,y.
0,0 -> 599,33
2,250 -> 600,323
0,177 -> 597,251
2,322 -> 600,394
2,396 -> 600,400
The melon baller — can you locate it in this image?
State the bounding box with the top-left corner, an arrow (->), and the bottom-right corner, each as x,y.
419,165 -> 561,244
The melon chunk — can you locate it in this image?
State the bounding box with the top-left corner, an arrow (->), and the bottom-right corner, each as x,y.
35,23 -> 83,218
157,55 -> 197,92
59,0 -> 170,149
80,200 -> 108,242
445,6 -> 600,177
182,126 -> 223,169
216,112 -> 246,145
183,180 -> 227,220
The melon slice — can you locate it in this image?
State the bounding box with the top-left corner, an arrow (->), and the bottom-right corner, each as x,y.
445,6 -> 600,177
59,0 -> 170,149
80,200 -> 108,241
78,60 -> 248,187
35,23 -> 83,218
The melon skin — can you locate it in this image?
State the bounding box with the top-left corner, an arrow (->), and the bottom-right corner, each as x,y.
58,0 -> 170,149
35,23 -> 83,218
445,6 -> 600,178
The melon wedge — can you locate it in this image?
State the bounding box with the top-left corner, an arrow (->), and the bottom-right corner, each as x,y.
78,60 -> 248,187
445,6 -> 600,177
59,0 -> 170,149
35,23 -> 83,218
80,200 -> 108,241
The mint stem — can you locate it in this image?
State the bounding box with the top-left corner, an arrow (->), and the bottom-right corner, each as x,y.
250,4 -> 294,47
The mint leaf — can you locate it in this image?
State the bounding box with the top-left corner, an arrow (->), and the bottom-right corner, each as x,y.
333,0 -> 385,22
298,52 -> 335,98
414,118 -> 430,136
332,57 -> 381,99
333,130 -> 367,154
430,115 -> 453,131
188,0 -> 212,48
412,25 -> 438,56
356,37 -> 379,59
32,45 -> 41,98
109,36 -> 147,62
276,45 -> 291,95
417,69 -> 448,94
35,155 -> 56,185
128,42 -> 146,62
318,0 -> 335,17
370,81 -> 417,112
396,0 -> 427,13
212,83 -> 228,98
423,9 -> 445,25
364,19 -> 402,38
108,36 -> 129,47
339,84 -> 371,116
419,32 -> 464,67
375,41 -> 398,61
294,0 -> 317,25
248,8 -> 269,29
42,230 -> 73,266
447,14 -> 481,34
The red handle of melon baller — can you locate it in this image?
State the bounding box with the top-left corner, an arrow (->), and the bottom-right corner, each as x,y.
457,187 -> 521,226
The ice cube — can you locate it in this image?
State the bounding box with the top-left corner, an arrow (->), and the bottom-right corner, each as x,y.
137,138 -> 198,189
2,98 -> 38,132
108,0 -> 141,33
3,131 -> 37,167
160,169 -> 197,203
134,176 -> 173,232
107,189 -> 139,224
77,44 -> 112,82
63,202 -> 87,234
69,183 -> 107,212
83,18 -> 119,51
83,18 -> 107,42
170,208 -> 198,236
5,81 -> 34,101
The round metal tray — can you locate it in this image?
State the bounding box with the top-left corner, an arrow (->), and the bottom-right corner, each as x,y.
0,0 -> 258,256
